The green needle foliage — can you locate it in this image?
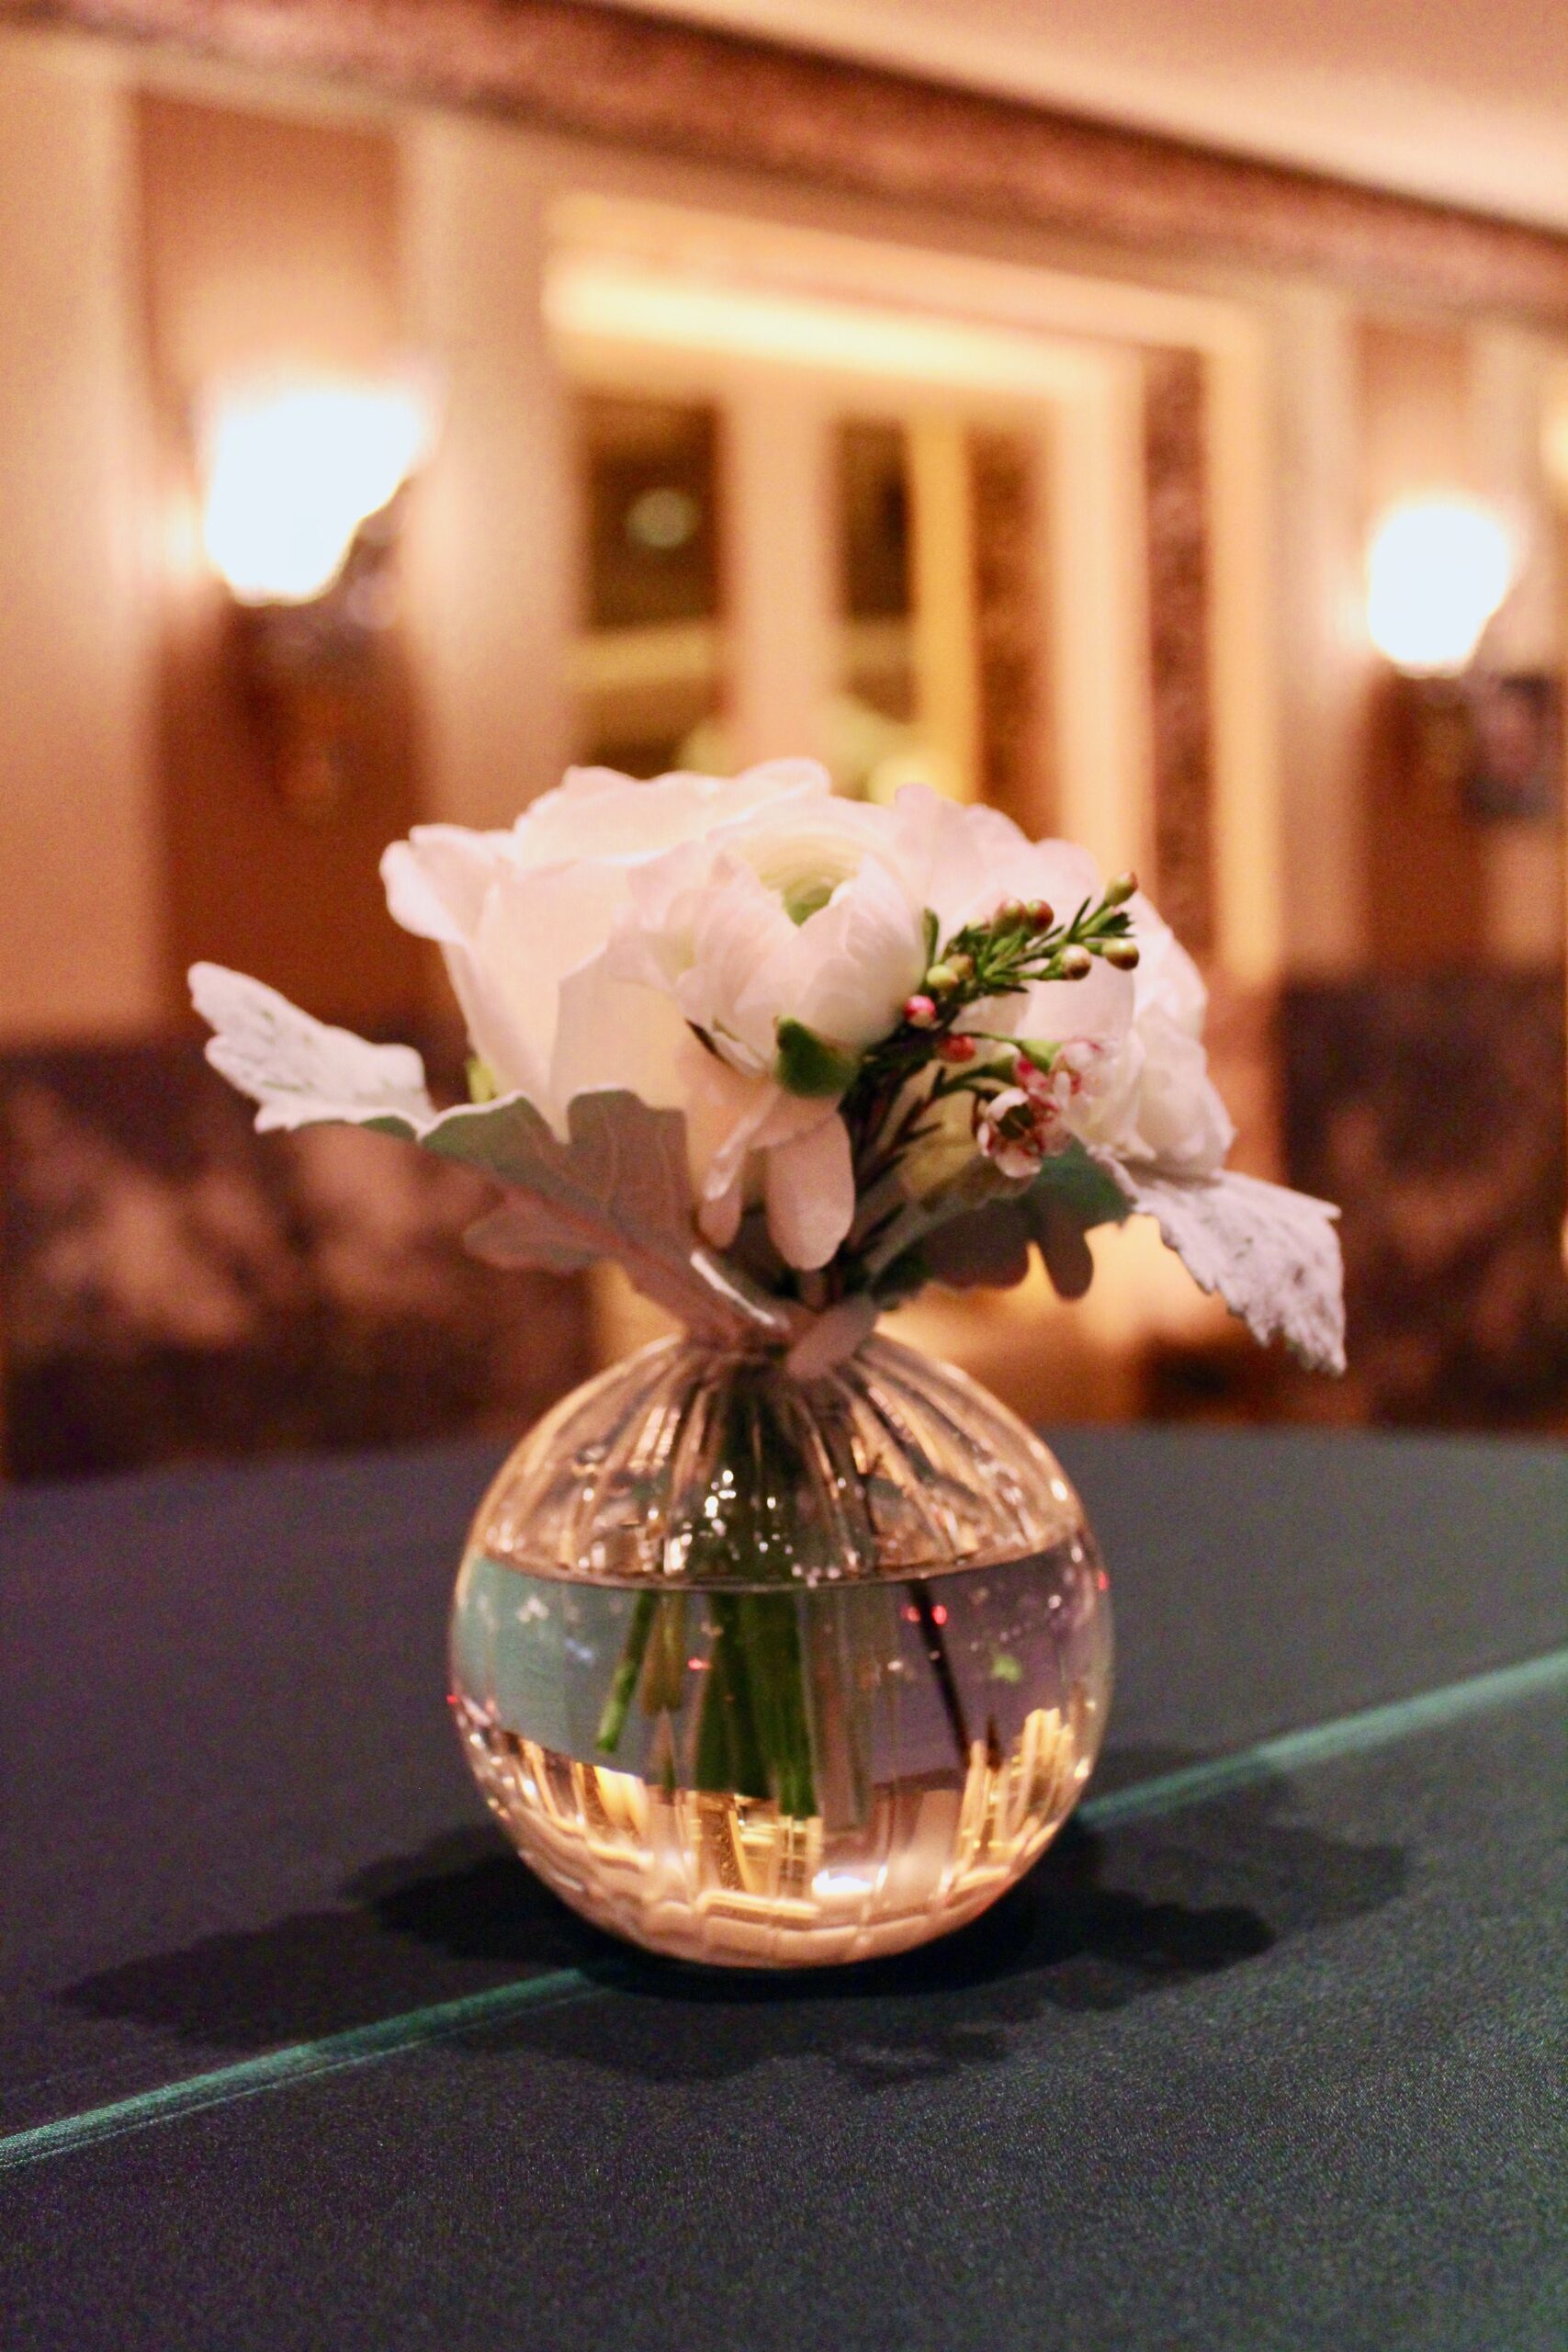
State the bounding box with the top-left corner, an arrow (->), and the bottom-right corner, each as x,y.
846,877 -> 1138,1136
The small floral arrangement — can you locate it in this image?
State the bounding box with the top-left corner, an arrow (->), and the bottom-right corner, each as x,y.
194,760 -> 1343,1379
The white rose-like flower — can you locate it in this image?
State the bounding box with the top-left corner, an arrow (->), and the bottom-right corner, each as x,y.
381,759 -> 827,1116
381,759 -> 856,1269
604,795 -> 929,1267
875,785 -> 1136,1054
877,785 -> 1086,940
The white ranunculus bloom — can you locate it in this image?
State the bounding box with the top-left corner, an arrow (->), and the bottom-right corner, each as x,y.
604,793 -> 929,1264
875,786 -> 1134,1050
877,784 -> 1089,940
381,759 -> 828,1121
382,757 -> 891,1272
612,816 -> 920,1074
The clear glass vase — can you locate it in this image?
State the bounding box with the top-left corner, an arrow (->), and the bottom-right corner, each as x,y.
450,1333 -> 1111,1967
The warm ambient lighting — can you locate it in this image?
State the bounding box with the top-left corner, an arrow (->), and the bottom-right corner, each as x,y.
198,377 -> 434,605
547,256 -> 1111,401
1543,401 -> 1568,501
1365,496 -> 1515,675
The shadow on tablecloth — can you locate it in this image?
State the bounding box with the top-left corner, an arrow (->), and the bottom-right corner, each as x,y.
59,1755 -> 1404,2092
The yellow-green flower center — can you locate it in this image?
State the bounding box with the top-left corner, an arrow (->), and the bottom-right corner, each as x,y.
746,834 -> 861,926
782,878 -> 835,925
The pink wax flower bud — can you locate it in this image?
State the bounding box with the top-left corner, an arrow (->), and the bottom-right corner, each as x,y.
936,1034 -> 976,1064
904,994 -> 939,1029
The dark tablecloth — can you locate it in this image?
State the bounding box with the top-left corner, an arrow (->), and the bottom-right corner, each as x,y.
3,1425 -> 1564,2350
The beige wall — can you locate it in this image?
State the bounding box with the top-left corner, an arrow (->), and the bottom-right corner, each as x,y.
0,35 -> 161,1043
1267,285 -> 1369,978
0,50 -> 581,1042
401,117 -> 577,827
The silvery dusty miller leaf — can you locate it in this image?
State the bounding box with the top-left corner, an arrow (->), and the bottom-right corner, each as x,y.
188,964 -> 791,1343
451,1096 -> 793,1341
1111,1165 -> 1346,1375
190,961 -> 434,1128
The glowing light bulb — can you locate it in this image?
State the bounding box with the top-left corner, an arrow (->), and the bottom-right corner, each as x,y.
198,377 -> 434,605
1365,496 -> 1515,675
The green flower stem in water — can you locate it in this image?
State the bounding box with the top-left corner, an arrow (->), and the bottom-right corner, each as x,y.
640,1590 -> 689,1717
595,1589 -> 659,1755
732,1592 -> 818,1820
802,1586 -> 878,1834
594,1576 -> 964,1822
694,1595 -> 773,1802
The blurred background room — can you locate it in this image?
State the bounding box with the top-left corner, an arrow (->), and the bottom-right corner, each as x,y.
2,0 -> 1565,1478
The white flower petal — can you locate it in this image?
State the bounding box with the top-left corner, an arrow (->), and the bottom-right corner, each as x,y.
550,951 -> 694,1132
698,1176 -> 745,1250
381,831 -> 520,1088
1125,1009 -> 1235,1173
683,857 -> 798,1070
676,1047 -> 768,1204
511,758 -> 829,868
380,826 -> 513,946
1127,891 -> 1208,1034
463,860 -> 626,1107
763,1111 -> 856,1271
885,784 -> 1098,937
792,856 -> 927,1052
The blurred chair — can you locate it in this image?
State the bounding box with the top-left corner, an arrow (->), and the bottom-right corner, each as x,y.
1280,973 -> 1568,1426
0,1030 -> 590,1480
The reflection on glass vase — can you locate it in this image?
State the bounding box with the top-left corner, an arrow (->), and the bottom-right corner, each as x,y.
450,1333 -> 1111,1968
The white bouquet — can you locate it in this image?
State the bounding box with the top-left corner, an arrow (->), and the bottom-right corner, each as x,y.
193,759 -> 1344,1380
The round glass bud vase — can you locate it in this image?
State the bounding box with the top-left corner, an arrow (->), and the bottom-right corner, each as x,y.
450,1334 -> 1111,1968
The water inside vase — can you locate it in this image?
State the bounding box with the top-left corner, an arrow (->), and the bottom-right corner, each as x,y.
451,1537 -> 1110,1967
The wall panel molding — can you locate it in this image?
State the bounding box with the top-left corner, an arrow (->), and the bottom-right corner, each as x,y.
14,0 -> 1568,322
1143,345 -> 1214,958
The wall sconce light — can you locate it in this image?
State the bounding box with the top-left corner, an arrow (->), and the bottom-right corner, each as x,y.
1365,496 -> 1515,676
197,375 -> 436,820
1365,495 -> 1560,822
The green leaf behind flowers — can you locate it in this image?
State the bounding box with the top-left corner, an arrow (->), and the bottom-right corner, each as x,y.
1028,1139 -> 1134,1230
908,1140 -> 1130,1298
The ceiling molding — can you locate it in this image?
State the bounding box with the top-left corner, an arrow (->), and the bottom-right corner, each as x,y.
15,0 -> 1568,321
